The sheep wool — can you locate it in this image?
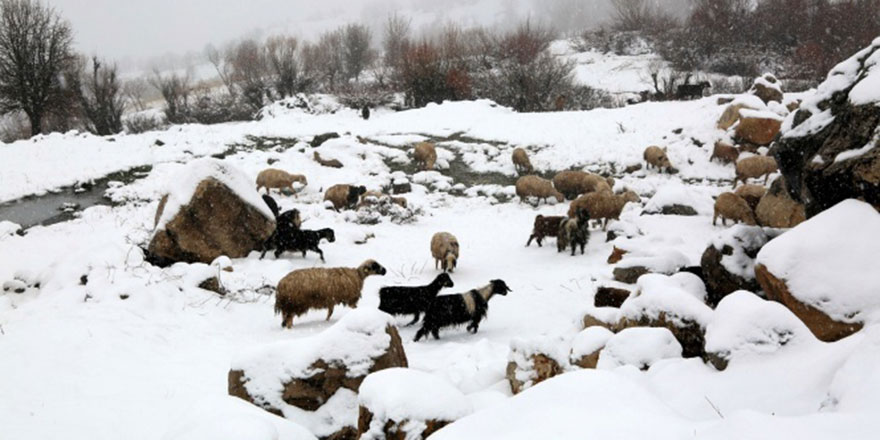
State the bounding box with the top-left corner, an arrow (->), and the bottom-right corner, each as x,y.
275,259 -> 386,328
512,148 -> 533,174
734,155 -> 778,188
255,168 -> 307,195
516,175 -> 564,205
714,192 -> 757,226
644,146 -> 672,172
413,142 -> 437,171
431,232 -> 460,273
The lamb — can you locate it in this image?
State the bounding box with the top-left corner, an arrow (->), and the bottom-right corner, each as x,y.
261,227 -> 336,261
413,142 -> 437,171
710,141 -> 740,164
713,192 -> 757,226
314,151 -> 343,168
558,213 -> 590,256
275,259 -> 387,328
256,168 -> 307,195
414,279 -> 511,341
568,191 -> 631,230
516,175 -> 564,205
734,155 -> 778,188
644,146 -> 672,172
431,232 -> 460,273
552,171 -> 611,200
734,184 -> 767,211
512,148 -> 533,174
324,184 -> 367,211
526,215 -> 566,247
378,273 -> 455,325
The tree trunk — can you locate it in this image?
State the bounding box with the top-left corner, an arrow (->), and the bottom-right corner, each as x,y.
27,111 -> 42,136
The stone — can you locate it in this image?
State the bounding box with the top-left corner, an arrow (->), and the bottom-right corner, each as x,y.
700,225 -> 771,307
750,73 -> 784,104
613,266 -> 650,284
148,178 -> 275,264
717,103 -> 755,130
507,353 -> 566,395
594,286 -> 631,308
734,113 -> 782,146
607,246 -> 627,264
310,132 -> 340,147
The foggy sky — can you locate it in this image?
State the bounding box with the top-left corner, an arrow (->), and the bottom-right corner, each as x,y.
46,0 -> 690,69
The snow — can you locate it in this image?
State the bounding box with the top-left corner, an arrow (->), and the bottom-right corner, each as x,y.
709,225 -> 773,279
756,199 -> 880,324
597,327 -> 682,370
705,291 -> 818,363
620,274 -> 714,328
848,39 -> 880,105
154,158 -> 275,231
641,182 -> 715,216
738,108 -> 784,121
0,220 -> 21,238
358,368 -> 472,425
569,327 -> 614,361
834,125 -> 879,162
161,396 -> 316,440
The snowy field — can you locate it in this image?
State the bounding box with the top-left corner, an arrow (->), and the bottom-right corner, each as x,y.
1,91 -> 879,439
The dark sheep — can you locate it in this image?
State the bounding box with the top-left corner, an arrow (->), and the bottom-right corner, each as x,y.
378,273 -> 454,325
414,279 -> 511,341
558,211 -> 590,256
676,81 -> 711,100
526,215 -> 565,247
260,227 -> 336,261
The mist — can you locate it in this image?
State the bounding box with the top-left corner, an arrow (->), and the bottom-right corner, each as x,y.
48,0 -> 691,71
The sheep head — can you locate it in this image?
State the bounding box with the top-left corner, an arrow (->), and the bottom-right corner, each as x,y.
358,259 -> 387,278
490,279 -> 511,295
435,272 -> 454,288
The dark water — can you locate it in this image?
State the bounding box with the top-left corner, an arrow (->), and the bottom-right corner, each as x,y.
0,166 -> 152,230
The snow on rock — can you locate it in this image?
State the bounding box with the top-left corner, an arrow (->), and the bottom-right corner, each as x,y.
506,335 -> 571,394
641,182 -> 714,216
431,370 -> 693,440
257,94 -> 343,119
756,199 -> 880,341
826,325 -> 880,411
701,225 -> 776,306
154,158 -> 273,231
618,273 -> 714,357
162,396 -> 316,440
358,368 -> 472,440
597,327 -> 682,370
570,327 -> 615,369
704,291 -> 818,370
0,220 -> 21,238
228,309 -> 407,437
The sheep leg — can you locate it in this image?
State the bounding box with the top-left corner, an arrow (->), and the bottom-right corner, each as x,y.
281,313 -> 293,329
326,306 -> 334,321
315,247 -> 325,262
601,219 -> 608,231
414,327 -> 426,341
275,249 -> 283,259
722,217 -> 727,226
526,234 -> 535,247
431,328 -> 440,340
763,174 -> 769,185
713,214 -> 718,226
406,313 -> 420,326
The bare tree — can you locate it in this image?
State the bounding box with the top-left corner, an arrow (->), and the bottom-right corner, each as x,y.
150,70 -> 191,124
226,38 -> 270,111
611,0 -> 654,31
77,56 -> 125,135
342,23 -> 376,81
122,78 -> 151,113
383,13 -> 411,72
0,0 -> 74,135
304,30 -> 345,90
265,35 -> 305,98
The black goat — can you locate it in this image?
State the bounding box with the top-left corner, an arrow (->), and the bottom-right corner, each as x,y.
676,81 -> 711,100
378,273 -> 454,325
260,227 -> 335,261
414,279 -> 511,341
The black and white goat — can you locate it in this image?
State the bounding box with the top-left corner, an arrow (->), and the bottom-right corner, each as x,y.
378,273 -> 454,325
260,227 -> 335,261
414,279 -> 511,341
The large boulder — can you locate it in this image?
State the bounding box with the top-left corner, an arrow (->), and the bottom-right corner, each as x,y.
734,109 -> 783,146
773,38 -> 880,217
749,73 -> 784,104
755,200 -> 880,341
704,291 -> 817,370
613,249 -> 689,284
618,274 -> 714,358
569,326 -> 614,369
701,225 -> 774,307
149,159 -> 276,264
357,368 -> 471,440
228,310 -> 408,438
506,336 -> 569,394
755,177 -> 807,228
717,95 -> 764,130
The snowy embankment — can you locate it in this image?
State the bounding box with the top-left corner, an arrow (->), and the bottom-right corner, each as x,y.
1,91 -> 879,440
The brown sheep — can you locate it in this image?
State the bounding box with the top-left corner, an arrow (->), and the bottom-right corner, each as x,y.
255,168 -> 307,195
551,171 -> 610,200
431,232 -> 460,273
734,184 -> 767,212
526,215 -> 565,247
413,142 -> 437,171
619,189 -> 641,204
314,152 -> 343,168
755,177 -> 806,228
516,175 -> 564,205
710,142 -> 740,164
713,192 -> 757,226
324,184 -> 367,211
644,146 -> 672,172
734,155 -> 778,188
512,148 -> 534,174
275,259 -> 387,328
357,191 -> 408,209
568,191 -> 631,230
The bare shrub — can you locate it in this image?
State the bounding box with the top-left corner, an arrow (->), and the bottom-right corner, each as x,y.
124,113 -> 165,134
77,56 -> 125,135
149,70 -> 192,124
342,23 -> 376,81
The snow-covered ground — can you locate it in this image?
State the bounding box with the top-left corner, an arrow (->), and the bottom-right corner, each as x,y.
1,90 -> 878,439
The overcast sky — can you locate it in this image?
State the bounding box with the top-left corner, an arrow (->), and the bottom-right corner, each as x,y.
45,0 -> 689,68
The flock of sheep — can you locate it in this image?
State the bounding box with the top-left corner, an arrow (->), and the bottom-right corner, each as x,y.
248,136 -> 780,341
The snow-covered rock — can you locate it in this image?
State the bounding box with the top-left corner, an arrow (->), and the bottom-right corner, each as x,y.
754,177 -> 806,228
506,335 -> 570,394
162,396 -> 316,440
756,199 -> 880,341
570,326 -> 614,369
642,183 -> 712,216
148,158 -> 276,264
228,309 -> 408,438
704,291 -> 818,370
357,368 -> 471,440
597,327 -> 682,370
749,73 -> 784,104
701,225 -> 774,306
